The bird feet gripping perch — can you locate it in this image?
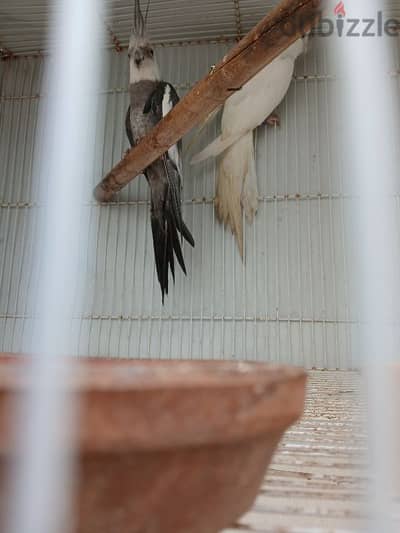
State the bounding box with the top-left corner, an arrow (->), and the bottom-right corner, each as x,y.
263,111 -> 280,127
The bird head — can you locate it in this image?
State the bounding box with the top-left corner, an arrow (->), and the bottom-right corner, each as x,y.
129,0 -> 160,82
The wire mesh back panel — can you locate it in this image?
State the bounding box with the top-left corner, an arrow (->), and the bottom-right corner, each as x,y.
2,38 -> 399,366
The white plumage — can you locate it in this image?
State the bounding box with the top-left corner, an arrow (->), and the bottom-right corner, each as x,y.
191,36 -> 308,258
161,84 -> 182,173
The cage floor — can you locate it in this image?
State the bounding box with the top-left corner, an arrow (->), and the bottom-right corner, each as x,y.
223,370 -> 394,533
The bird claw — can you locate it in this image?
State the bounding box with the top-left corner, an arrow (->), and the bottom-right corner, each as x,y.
264,112 -> 280,127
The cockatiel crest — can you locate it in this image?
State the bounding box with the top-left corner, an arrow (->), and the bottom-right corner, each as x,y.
128,0 -> 160,82
133,0 -> 147,37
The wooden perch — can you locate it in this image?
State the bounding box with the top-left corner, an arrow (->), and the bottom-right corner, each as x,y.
94,0 -> 322,202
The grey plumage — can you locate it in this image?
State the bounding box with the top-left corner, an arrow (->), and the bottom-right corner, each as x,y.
126,1 -> 194,302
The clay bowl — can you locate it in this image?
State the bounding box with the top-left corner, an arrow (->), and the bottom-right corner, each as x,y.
0,356 -> 306,533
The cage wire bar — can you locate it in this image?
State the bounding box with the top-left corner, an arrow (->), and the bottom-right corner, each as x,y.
0,0 -> 268,54
2,35 -> 392,366
4,1 -> 104,533
1,9 -> 400,364
3,0 -> 400,53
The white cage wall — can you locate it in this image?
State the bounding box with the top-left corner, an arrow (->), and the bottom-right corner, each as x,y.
1,36 -> 400,367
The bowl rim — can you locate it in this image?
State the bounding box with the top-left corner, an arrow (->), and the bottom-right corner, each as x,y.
0,353 -> 306,393
0,354 -> 307,452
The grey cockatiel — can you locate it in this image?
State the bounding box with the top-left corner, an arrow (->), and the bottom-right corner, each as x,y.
126,0 -> 194,302
191,36 -> 308,258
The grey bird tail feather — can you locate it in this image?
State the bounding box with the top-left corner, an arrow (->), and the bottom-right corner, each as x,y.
149,158 -> 194,303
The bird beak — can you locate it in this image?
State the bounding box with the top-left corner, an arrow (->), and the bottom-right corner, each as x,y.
134,49 -> 145,66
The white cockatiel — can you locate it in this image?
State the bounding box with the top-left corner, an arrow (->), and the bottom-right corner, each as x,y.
191,36 -> 308,258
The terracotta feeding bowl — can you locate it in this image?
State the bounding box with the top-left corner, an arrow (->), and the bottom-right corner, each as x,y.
0,356 -> 306,533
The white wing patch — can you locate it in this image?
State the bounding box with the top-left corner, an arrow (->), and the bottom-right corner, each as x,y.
162,84 -> 173,117
162,84 -> 182,173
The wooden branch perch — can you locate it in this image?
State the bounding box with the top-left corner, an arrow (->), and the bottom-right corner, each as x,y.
94,0 -> 322,202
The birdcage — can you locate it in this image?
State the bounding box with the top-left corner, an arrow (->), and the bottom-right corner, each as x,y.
1,0 -> 400,532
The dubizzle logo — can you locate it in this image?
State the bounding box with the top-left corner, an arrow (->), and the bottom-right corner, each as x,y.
334,1 -> 346,18
318,1 -> 400,37
280,0 -> 400,37
334,1 -> 346,36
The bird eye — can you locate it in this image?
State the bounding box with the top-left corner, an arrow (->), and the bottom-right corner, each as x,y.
150,49 -> 154,57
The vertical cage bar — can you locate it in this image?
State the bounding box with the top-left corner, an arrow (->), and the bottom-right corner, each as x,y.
6,3 -> 104,533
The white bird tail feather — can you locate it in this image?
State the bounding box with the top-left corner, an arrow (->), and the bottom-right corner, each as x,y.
191,131 -> 244,165
241,136 -> 258,223
185,106 -> 221,155
214,132 -> 258,259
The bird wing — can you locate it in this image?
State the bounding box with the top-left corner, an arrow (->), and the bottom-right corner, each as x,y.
142,81 -> 194,302
191,55 -> 296,165
125,105 -> 135,147
143,81 -> 192,245
143,82 -> 182,173
221,56 -> 295,133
